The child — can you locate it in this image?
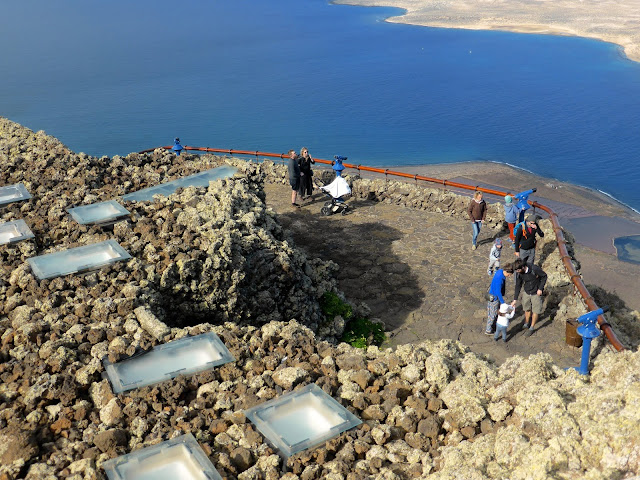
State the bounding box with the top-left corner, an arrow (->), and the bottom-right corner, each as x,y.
494,303 -> 515,342
487,238 -> 502,276
503,195 -> 519,245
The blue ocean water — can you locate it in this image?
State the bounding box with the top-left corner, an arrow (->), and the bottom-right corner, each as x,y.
1,0 -> 639,211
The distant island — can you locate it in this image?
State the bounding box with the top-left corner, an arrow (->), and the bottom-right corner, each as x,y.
336,0 -> 640,63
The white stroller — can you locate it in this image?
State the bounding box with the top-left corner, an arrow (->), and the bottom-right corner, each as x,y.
320,176 -> 351,216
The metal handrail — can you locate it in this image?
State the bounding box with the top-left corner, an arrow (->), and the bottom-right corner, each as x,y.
142,145 -> 625,351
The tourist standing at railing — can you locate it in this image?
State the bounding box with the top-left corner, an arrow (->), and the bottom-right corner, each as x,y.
287,149 -> 301,207
467,191 -> 487,250
486,262 -> 516,335
298,147 -> 315,200
503,195 -> 519,246
513,259 -> 547,337
514,215 -> 544,266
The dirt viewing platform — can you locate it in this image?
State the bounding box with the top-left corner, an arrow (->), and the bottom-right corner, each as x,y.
263,161 -> 640,367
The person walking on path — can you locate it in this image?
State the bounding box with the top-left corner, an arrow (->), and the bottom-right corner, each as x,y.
494,303 -> 515,342
467,191 -> 487,250
297,147 -> 315,200
513,259 -> 548,337
503,195 -> 519,245
486,262 -> 516,335
487,238 -> 503,276
287,149 -> 301,207
514,214 -> 544,266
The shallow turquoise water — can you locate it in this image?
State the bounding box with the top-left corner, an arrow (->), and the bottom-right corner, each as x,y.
1,0 -> 639,212
614,235 -> 640,264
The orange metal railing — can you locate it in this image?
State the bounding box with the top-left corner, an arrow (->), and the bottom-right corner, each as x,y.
141,145 -> 625,351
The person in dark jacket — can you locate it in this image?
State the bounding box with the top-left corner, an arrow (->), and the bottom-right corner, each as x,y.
287,149 -> 301,207
513,259 -> 547,336
297,147 -> 315,200
467,191 -> 486,250
515,214 -> 544,266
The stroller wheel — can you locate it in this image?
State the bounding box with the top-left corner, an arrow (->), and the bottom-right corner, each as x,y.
321,206 -> 331,216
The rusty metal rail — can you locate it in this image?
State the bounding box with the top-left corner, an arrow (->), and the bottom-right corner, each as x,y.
141,145 -> 625,351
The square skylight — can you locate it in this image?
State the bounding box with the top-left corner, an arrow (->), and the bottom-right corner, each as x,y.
67,200 -> 130,225
103,433 -> 223,480
0,183 -> 32,206
0,219 -> 35,245
103,332 -> 235,394
122,165 -> 237,202
244,383 -> 362,459
27,239 -> 131,280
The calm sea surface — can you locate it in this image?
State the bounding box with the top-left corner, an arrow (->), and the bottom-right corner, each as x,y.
1,0 -> 640,211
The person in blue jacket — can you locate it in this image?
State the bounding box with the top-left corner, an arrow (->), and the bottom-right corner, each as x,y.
503,195 -> 519,246
485,262 -> 516,335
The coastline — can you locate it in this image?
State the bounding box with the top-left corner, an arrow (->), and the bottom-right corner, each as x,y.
352,160 -> 640,311
334,0 -> 640,63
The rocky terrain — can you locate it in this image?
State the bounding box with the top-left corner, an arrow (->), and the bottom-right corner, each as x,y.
1,118 -> 639,479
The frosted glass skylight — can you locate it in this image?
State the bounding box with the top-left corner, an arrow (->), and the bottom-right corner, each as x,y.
245,383 -> 361,459
0,219 -> 34,244
122,165 -> 238,202
67,200 -> 130,225
103,433 -> 223,480
103,332 -> 235,393
27,240 -> 131,280
0,183 -> 31,206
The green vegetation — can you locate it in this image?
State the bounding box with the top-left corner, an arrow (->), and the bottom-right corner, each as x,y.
320,291 -> 386,349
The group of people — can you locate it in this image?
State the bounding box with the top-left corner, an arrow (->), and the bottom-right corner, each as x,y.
468,191 -> 548,342
287,147 -> 315,207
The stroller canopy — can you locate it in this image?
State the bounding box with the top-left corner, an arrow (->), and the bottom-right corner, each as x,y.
321,176 -> 351,198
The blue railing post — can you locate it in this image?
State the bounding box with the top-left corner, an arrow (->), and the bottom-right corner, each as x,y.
172,137 -> 183,155
333,155 -> 347,177
574,306 -> 608,375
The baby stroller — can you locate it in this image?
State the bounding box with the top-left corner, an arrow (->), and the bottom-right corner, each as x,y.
320,175 -> 351,216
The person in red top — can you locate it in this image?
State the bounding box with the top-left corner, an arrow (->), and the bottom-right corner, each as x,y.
467,191 -> 486,250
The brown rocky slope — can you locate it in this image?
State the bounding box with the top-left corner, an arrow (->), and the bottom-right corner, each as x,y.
0,118 -> 639,479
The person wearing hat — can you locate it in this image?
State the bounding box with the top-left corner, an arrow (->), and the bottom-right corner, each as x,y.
487,237 -> 503,276
503,195 -> 519,244
513,258 -> 547,336
495,303 -> 515,342
514,214 -> 544,267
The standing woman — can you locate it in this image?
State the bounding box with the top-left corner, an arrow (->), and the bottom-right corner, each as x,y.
298,147 -> 315,200
467,191 -> 487,250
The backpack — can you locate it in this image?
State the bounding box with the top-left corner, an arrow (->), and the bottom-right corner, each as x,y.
513,221 -> 526,239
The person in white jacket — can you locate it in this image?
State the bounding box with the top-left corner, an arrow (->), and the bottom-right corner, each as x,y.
494,303 -> 515,342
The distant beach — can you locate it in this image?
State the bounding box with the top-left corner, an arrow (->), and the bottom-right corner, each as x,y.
335,0 -> 640,63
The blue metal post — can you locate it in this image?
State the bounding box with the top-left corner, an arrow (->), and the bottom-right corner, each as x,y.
514,188 -> 537,222
172,137 -> 183,155
574,307 -> 608,375
333,155 -> 347,177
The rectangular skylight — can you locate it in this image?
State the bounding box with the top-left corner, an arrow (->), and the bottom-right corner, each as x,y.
103,433 -> 223,480
0,183 -> 32,206
67,200 -> 130,225
27,240 -> 131,280
103,332 -> 235,393
244,383 -> 362,459
122,165 -> 238,202
0,219 -> 35,245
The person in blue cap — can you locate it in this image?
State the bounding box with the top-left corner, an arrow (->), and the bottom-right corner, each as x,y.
503,194 -> 519,246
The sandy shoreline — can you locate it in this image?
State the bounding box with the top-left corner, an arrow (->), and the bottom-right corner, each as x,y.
335,0 -> 640,63
351,161 -> 640,311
